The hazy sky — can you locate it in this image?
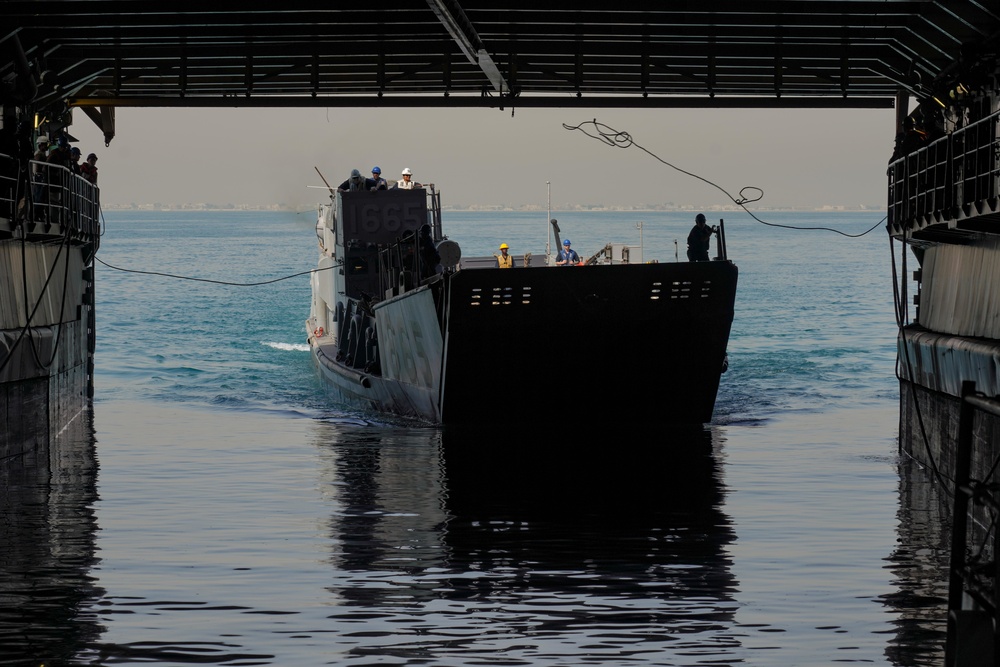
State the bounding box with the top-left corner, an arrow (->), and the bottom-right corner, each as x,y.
68,105 -> 896,210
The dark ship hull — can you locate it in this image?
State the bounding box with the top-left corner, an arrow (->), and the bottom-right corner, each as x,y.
888,64 -> 1000,660
440,261 -> 735,424
889,92 -> 1000,469
1,152 -> 99,455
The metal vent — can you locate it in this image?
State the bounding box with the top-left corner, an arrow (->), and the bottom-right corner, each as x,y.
470,285 -> 532,306
669,279 -> 713,299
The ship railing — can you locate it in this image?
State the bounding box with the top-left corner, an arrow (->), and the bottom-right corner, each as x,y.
583,243 -> 639,265
714,219 -> 728,260
888,108 -> 1000,231
0,153 -> 101,245
428,186 -> 442,241
366,185 -> 445,299
375,227 -> 434,298
0,153 -> 16,223
945,380 -> 1000,666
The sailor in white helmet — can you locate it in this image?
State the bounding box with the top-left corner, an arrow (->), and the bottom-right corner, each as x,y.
394,167 -> 421,190
29,135 -> 51,209
32,135 -> 49,165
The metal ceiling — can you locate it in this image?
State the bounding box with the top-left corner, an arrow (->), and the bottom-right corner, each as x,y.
2,1 -> 999,111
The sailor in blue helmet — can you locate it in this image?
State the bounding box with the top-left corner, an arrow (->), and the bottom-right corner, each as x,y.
369,166 -> 388,191
556,238 -> 580,266
687,213 -> 714,261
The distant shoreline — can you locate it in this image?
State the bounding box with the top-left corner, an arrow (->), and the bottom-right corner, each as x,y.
99,204 -> 887,213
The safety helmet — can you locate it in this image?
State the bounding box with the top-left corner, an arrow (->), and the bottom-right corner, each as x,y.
499,243 -> 508,250
350,168 -> 361,178
87,153 -> 97,161
37,135 -> 49,145
401,167 -> 412,175
563,239 -> 571,246
70,147 -> 81,156
372,166 -> 381,174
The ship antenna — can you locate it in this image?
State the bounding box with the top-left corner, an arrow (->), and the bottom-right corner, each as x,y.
314,166 -> 336,198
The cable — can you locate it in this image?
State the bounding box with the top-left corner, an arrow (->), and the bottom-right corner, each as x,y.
890,231 -> 952,492
969,500 -> 998,568
93,253 -> 339,286
2,161 -> 105,378
2,145 -> 107,379
24,218 -> 73,371
563,119 -> 886,238
0,207 -> 74,377
562,120 -> 952,487
21,189 -> 76,371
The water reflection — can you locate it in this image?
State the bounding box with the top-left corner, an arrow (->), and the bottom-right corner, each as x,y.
320,423 -> 741,664
0,410 -> 956,665
0,410 -> 104,665
318,427 -> 449,581
883,455 -> 950,666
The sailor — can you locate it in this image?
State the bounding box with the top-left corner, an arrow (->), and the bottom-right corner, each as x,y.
495,243 -> 513,268
81,153 -> 98,185
69,147 -> 82,174
890,116 -> 929,162
556,239 -> 580,266
30,135 -> 50,201
419,224 -> 441,275
337,168 -> 368,192
369,166 -> 388,190
686,213 -> 714,262
47,135 -> 73,170
32,135 -> 49,164
394,167 -> 420,190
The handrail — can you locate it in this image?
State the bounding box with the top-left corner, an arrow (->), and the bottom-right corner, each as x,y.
715,219 -> 728,261
888,108 -> 1000,233
0,153 -> 17,222
0,152 -> 101,246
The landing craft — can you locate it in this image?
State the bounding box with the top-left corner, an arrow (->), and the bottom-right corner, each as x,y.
306,181 -> 737,425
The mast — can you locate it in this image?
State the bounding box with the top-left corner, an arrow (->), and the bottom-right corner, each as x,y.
545,181 -> 551,265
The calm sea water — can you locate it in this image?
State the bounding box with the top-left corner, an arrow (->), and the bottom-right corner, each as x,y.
1,208 -> 952,666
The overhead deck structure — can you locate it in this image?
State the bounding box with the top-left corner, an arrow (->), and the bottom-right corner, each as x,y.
4,2 -> 1000,660
1,1 -> 998,117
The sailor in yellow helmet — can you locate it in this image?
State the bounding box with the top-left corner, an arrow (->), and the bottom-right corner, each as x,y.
494,242 -> 513,268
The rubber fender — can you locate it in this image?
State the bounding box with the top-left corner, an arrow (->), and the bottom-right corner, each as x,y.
364,326 -> 377,362
339,301 -> 354,345
348,314 -> 366,368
